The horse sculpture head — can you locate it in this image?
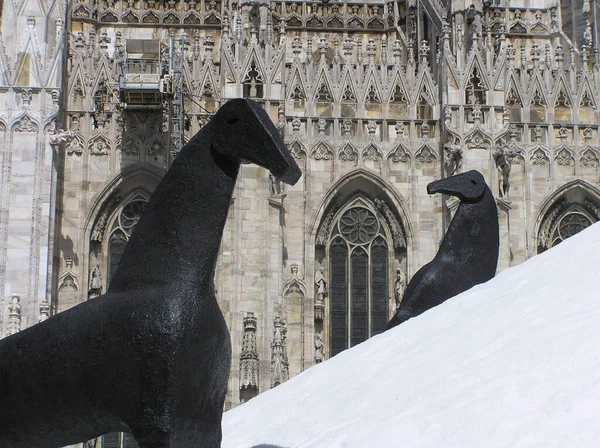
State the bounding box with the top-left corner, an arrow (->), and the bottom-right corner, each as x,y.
209,98 -> 301,185
427,170 -> 486,203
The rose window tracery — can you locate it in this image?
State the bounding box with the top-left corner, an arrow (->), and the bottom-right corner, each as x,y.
551,212 -> 592,247
338,208 -> 379,244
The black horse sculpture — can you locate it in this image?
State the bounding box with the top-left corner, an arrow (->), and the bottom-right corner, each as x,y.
387,170 -> 499,329
0,99 -> 301,448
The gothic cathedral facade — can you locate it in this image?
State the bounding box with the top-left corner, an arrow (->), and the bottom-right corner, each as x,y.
1,0 -> 599,427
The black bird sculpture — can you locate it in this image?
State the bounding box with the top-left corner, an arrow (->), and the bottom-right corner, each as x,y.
387,170 -> 499,329
0,99 -> 301,448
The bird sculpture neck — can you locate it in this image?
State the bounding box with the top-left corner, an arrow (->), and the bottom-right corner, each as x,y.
436,188 -> 498,262
108,121 -> 239,293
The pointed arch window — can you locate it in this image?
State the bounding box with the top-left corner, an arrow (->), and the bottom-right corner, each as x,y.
88,197 -> 147,448
537,195 -> 600,254
329,204 -> 390,357
108,199 -> 146,283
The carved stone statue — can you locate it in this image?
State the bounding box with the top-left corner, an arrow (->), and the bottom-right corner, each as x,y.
0,99 -> 302,448
388,171 -> 499,330
315,266 -> 327,303
314,332 -> 325,364
493,147 -> 511,199
394,268 -> 405,310
89,264 -> 102,290
271,317 -> 289,387
443,143 -> 463,177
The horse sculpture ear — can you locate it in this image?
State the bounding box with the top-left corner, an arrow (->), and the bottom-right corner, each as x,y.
427,170 -> 487,202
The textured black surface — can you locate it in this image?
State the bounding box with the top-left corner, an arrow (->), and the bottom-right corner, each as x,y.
0,99 -> 301,448
387,170 -> 499,329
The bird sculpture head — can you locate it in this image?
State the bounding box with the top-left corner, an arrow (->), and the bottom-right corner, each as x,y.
209,98 -> 302,185
427,170 -> 487,203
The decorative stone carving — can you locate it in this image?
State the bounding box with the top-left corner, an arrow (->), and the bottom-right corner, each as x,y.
282,263 -> 306,301
555,148 -> 574,166
88,263 -> 103,298
20,89 -> 33,107
340,143 -> 358,162
374,198 -> 406,251
493,147 -> 511,199
316,200 -> 339,248
39,297 -> 50,323
58,272 -> 78,291
443,143 -> 463,176
556,126 -> 569,142
314,332 -> 324,364
7,294 -> 22,336
271,317 -> 289,387
415,145 -> 436,163
395,121 -> 405,139
314,265 -> 327,321
421,121 -> 430,138
581,149 -> 598,167
91,212 -> 109,243
13,115 -> 38,133
90,139 -> 109,156
51,90 -> 60,108
312,142 -> 333,160
276,104 -> 285,138
582,127 -> 594,143
288,140 -> 305,159
49,129 -> 75,147
240,312 -> 259,391
342,119 -> 353,137
317,118 -> 327,136
122,113 -> 165,156
363,145 -> 381,161
531,148 -> 549,165
538,198 -> 566,250
394,268 -> 405,310
291,117 -> 301,135
390,144 -> 410,163
366,120 -> 377,136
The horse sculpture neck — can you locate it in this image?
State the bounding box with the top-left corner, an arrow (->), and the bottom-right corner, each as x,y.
109,121 -> 239,293
436,188 -> 498,264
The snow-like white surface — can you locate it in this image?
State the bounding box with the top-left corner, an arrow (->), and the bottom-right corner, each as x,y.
222,223 -> 600,448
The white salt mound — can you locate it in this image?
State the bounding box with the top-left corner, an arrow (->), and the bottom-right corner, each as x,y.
223,222 -> 600,448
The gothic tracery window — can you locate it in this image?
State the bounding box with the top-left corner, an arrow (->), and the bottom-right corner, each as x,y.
91,197 -> 147,448
537,194 -> 600,254
108,199 -> 146,283
329,204 -> 390,357
549,212 -> 593,247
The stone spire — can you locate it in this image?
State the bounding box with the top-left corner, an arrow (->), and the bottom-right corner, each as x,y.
240,312 -> 259,394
